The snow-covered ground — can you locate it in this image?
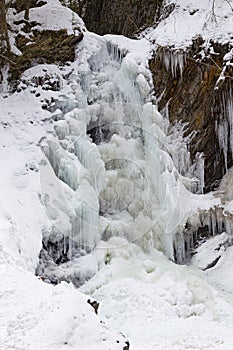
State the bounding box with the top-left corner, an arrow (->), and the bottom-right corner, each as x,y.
0,261 -> 128,350
82,240 -> 233,350
144,0 -> 233,49
1,1 -> 233,349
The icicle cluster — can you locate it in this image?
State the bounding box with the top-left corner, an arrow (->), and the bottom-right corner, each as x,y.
157,47 -> 186,79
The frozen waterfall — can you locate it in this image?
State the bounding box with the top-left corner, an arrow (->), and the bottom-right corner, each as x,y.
37,34 -> 206,284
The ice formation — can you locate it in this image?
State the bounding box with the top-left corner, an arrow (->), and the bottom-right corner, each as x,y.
37,33 -> 225,282
0,64 -> 9,95
216,86 -> 233,171
3,2 -> 233,349
156,47 -> 186,79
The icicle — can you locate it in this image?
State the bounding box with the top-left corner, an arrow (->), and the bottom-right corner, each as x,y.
224,88 -> 233,156
174,229 -> 186,264
215,86 -> 233,171
216,118 -> 228,171
106,41 -> 126,63
0,64 -> 9,95
157,47 -> 186,79
193,153 -> 205,194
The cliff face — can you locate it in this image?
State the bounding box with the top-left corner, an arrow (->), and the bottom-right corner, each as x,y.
150,43 -> 233,192
84,0 -> 163,37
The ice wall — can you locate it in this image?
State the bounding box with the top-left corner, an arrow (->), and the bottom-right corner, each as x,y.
39,34 -> 208,281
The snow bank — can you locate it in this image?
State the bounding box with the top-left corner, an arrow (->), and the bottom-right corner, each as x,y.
8,0 -> 85,34
144,0 -> 233,49
80,237 -> 233,350
0,260 -> 127,350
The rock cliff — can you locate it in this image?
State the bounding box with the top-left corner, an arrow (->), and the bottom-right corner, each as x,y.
84,0 -> 163,37
150,42 -> 233,192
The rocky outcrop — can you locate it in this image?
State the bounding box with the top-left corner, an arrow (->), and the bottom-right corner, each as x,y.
84,0 -> 163,37
0,1 -> 84,89
150,41 -> 233,192
3,29 -> 83,89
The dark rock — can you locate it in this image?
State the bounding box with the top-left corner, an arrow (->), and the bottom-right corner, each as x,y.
123,340 -> 130,350
37,1 -> 47,7
87,299 -> 99,315
84,0 -> 164,38
149,42 -> 233,192
2,28 -> 84,90
203,255 -> 221,270
69,32 -> 84,46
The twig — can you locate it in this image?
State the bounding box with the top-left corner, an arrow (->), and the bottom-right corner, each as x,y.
0,53 -> 16,66
209,55 -> 222,70
224,0 -> 233,12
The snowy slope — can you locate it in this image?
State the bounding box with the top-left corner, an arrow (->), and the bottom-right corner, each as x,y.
144,0 -> 233,49
0,91 -> 51,270
80,238 -> 233,350
0,261 -> 128,349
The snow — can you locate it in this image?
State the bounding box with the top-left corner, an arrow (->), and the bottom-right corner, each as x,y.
191,232 -> 229,270
8,0 -> 85,34
0,91 -> 52,270
80,237 -> 233,350
142,0 -> 233,89
6,0 -> 85,56
144,0 -> 233,49
205,245 -> 233,295
0,261 -> 127,350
